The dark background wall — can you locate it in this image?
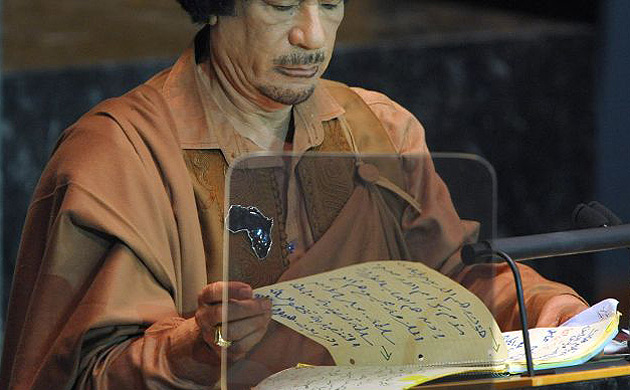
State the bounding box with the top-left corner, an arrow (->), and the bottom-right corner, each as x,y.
0,0 -> 4,346
459,0 -> 597,22
594,0 -> 630,324
2,0 -> 629,344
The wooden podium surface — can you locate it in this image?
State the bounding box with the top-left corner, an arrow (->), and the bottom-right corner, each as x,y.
417,360 -> 630,389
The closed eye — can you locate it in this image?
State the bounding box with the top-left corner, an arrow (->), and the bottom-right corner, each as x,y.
321,0 -> 342,10
321,3 -> 339,10
272,4 -> 295,11
263,0 -> 298,12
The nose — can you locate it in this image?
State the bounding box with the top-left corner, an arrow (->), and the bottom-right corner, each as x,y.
288,4 -> 326,50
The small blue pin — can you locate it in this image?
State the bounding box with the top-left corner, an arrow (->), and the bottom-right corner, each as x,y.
287,241 -> 296,254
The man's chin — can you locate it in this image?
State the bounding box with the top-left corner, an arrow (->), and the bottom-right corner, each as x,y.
257,84 -> 317,106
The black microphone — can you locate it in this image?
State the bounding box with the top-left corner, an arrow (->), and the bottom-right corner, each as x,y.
573,203 -> 610,229
461,224 -> 630,265
462,202 -> 630,372
575,202 -> 629,342
588,201 -> 623,226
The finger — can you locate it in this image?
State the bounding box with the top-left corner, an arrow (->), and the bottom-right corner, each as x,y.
224,298 -> 272,323
197,311 -> 272,357
196,298 -> 272,329
557,304 -> 588,325
535,297 -> 588,328
221,311 -> 272,342
198,282 -> 253,305
535,310 -> 561,328
226,323 -> 271,361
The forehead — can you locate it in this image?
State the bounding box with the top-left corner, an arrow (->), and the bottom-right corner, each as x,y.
235,0 -> 345,12
228,0 -> 345,32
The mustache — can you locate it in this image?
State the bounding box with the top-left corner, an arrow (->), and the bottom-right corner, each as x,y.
273,51 -> 326,66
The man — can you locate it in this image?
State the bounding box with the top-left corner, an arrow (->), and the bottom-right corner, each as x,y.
1,1 -> 587,389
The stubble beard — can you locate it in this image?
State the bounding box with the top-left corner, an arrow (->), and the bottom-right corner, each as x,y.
257,84 -> 317,106
257,51 -> 325,105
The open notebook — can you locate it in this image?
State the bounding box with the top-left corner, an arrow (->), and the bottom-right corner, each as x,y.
251,261 -> 619,390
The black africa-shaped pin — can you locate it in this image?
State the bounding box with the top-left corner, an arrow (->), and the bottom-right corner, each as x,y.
227,205 -> 274,260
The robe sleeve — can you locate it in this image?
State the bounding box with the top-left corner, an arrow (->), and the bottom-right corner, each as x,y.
352,88 -> 587,331
1,92 -> 217,390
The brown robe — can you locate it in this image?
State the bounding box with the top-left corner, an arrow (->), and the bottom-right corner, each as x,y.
1,78 -> 583,390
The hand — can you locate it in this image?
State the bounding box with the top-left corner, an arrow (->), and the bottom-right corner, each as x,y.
535,294 -> 589,328
195,281 -> 272,362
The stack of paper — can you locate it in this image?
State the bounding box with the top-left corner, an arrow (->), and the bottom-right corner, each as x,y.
504,299 -> 619,373
253,364 -> 506,390
251,262 -> 619,390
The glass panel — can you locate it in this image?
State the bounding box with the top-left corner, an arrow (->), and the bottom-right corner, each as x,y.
220,152 -> 499,389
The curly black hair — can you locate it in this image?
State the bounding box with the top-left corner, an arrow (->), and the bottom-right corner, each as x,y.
176,0 -> 348,24
176,0 -> 237,24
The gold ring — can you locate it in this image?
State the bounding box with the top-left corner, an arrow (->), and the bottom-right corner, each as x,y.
214,324 -> 233,348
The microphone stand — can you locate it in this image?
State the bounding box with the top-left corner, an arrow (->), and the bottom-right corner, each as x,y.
476,249 -> 536,377
574,202 -> 629,354
464,222 -> 630,373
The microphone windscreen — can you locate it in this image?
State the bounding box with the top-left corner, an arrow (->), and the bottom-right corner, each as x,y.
572,203 -> 609,229
588,201 -> 623,226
